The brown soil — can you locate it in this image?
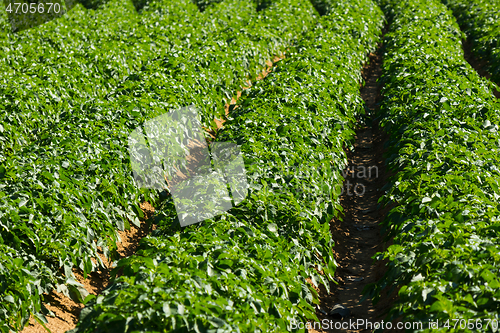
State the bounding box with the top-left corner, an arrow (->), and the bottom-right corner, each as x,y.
21,201 -> 155,333
308,45 -> 400,333
462,38 -> 500,98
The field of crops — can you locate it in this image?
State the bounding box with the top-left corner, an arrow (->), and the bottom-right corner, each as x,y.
368,0 -> 500,330
442,0 -> 500,83
0,0 -> 499,332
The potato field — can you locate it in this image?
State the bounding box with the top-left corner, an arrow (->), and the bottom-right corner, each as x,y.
0,0 -> 499,332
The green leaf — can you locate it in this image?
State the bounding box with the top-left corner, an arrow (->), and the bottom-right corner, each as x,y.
3,295 -> 15,303
429,298 -> 453,314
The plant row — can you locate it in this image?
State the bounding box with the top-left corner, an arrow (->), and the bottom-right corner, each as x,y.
68,0 -> 384,332
441,0 -> 500,84
0,0 -> 319,331
370,0 -> 500,331
0,4 -> 10,38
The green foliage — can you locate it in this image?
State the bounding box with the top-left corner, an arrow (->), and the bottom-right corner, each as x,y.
72,0 -> 111,10
129,0 -> 148,11
0,246 -> 56,333
68,0 -> 384,332
190,0 -> 223,12
369,0 -> 500,331
2,0 -> 66,33
0,0 -> 385,329
0,0 -> 322,330
442,0 -> 500,84
0,4 -> 9,36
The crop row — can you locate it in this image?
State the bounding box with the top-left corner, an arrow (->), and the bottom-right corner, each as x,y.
371,0 -> 500,330
441,0 -> 500,84
68,0 -> 384,332
0,0 -> 318,330
0,5 -> 10,37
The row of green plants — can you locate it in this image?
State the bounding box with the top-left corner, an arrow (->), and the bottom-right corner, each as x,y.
441,0 -> 500,84
0,4 -> 8,36
0,0 -> 310,139
68,0 -> 384,331
370,0 -> 500,331
0,0 -> 319,331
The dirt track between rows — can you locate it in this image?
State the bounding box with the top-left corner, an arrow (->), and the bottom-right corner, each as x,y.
309,36 -> 402,333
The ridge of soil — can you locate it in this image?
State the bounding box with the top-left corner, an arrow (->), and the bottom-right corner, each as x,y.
309,43 -> 399,333
20,53 -> 285,333
462,37 -> 500,99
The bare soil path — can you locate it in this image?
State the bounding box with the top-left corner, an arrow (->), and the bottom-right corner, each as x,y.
309,44 -> 398,333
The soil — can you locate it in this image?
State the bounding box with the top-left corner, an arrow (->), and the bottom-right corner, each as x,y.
462,38 -> 500,99
308,44 -> 401,333
21,201 -> 155,333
